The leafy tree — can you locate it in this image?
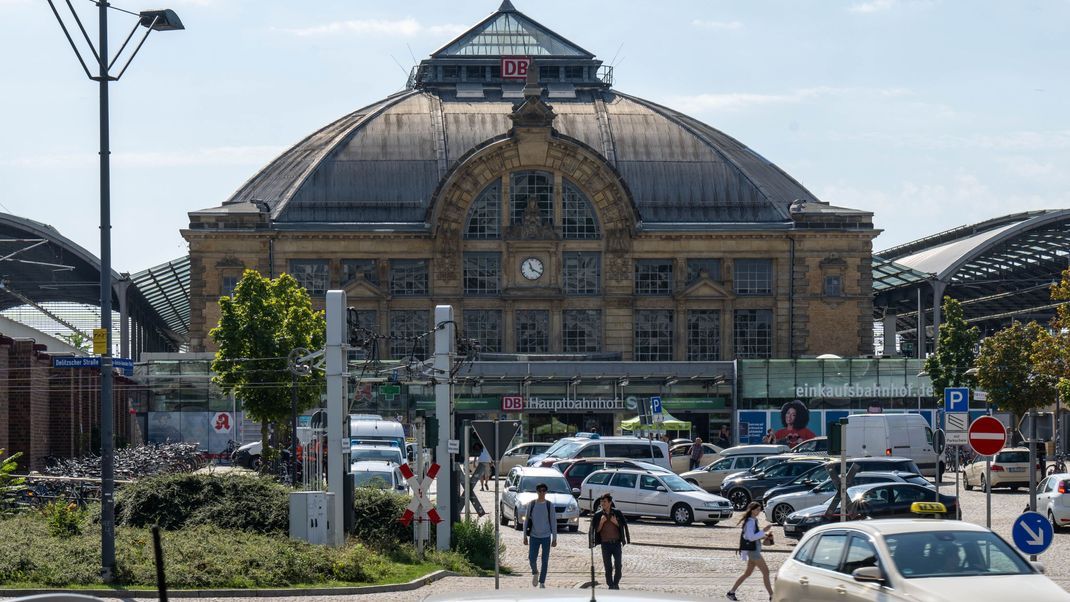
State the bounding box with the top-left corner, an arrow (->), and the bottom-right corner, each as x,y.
59,332 -> 92,353
0,449 -> 25,516
1033,267 -> 1070,402
210,270 -> 326,454
976,321 -> 1055,426
923,296 -> 979,393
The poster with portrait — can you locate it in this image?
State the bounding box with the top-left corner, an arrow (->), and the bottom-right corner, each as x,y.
771,399 -> 817,447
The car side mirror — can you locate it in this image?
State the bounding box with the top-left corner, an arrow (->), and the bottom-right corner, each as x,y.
506,486 -> 517,493
656,486 -> 667,492
851,566 -> 885,584
572,488 -> 580,495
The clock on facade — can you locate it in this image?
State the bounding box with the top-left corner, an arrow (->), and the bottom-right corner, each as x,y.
520,257 -> 544,281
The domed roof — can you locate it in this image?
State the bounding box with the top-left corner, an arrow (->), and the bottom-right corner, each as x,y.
206,4 -> 824,228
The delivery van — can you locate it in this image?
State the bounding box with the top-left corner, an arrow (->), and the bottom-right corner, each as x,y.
843,413 -> 940,477
349,416 -> 406,453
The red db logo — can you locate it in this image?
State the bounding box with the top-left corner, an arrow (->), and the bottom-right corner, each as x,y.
501,57 -> 530,80
502,396 -> 525,412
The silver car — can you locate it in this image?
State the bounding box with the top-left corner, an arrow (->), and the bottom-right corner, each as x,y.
500,467 -> 581,532
765,471 -> 934,525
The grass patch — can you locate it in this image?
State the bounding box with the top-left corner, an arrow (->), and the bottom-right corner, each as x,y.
0,512 -> 478,589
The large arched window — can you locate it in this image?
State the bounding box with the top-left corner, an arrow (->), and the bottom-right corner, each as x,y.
464,182 -> 500,239
562,180 -> 600,239
510,171 -> 553,225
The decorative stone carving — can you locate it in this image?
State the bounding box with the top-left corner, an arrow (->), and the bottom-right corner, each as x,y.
215,256 -> 244,268
505,196 -> 559,240
508,68 -> 556,129
435,221 -> 461,281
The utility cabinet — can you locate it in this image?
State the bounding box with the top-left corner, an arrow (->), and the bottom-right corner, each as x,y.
289,491 -> 335,545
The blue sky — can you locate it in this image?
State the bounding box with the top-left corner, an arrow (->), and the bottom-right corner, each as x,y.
1,0 -> 1067,271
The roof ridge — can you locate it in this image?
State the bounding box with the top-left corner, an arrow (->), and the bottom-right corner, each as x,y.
429,3 -> 594,59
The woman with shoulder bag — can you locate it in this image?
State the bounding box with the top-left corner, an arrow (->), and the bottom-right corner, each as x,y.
726,501 -> 774,601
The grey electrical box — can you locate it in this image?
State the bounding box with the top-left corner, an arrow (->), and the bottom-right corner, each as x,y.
289,491 -> 335,545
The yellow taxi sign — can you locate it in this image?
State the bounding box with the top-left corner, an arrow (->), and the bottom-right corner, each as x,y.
910,501 -> 947,514
92,328 -> 107,355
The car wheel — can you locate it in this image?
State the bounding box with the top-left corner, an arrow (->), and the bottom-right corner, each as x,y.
772,503 -> 794,525
1011,486 -> 1020,491
1050,511 -> 1062,532
499,505 -> 509,526
963,473 -> 972,491
980,475 -> 990,493
671,503 -> 694,526
249,455 -> 262,471
514,507 -> 523,531
569,525 -> 579,532
728,488 -> 751,511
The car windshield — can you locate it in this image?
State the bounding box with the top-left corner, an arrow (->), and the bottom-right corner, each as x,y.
352,448 -> 402,463
904,475 -> 932,487
659,474 -> 698,492
751,457 -> 782,473
352,471 -> 394,488
553,442 -> 584,458
519,476 -> 571,494
543,440 -> 570,455
886,531 -> 1033,578
791,465 -> 828,485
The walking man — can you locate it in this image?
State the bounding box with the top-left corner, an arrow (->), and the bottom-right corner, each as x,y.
590,494 -> 629,589
689,437 -> 705,470
523,482 -> 557,588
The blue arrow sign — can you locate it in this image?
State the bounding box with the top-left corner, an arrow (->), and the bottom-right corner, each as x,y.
1012,511 -> 1053,555
944,387 -> 969,413
650,396 -> 662,414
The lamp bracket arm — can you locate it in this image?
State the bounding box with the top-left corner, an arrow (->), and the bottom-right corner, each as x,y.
46,0 -> 97,80
112,21 -> 156,81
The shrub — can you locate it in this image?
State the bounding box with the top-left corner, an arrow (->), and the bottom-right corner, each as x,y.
42,500 -> 87,537
450,518 -> 501,570
0,450 -> 24,517
115,473 -> 288,534
351,486 -> 411,548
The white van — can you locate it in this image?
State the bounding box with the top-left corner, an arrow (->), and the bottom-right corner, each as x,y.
843,413 -> 939,477
529,435 -> 671,470
349,416 -> 406,454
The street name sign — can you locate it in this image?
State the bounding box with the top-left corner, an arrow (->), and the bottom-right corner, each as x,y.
1012,511 -> 1053,555
968,416 -> 1007,456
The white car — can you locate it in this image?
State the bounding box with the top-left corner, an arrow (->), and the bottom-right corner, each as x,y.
349,444 -> 405,466
578,468 -> 733,526
668,442 -> 721,474
499,442 -> 552,474
350,461 -> 408,492
500,467 -> 581,532
764,471 -> 934,525
774,519 -> 1070,602
1036,472 -> 1070,531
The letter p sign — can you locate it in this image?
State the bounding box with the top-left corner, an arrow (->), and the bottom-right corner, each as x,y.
501,57 -> 530,80
944,387 -> 969,413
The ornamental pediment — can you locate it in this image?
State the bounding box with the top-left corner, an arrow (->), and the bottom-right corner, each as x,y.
342,276 -> 386,300
677,276 -> 732,300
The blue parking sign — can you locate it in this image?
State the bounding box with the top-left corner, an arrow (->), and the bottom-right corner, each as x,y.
651,396 -> 662,414
943,387 -> 969,413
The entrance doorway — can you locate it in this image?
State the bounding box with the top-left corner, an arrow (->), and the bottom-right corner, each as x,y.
526,413 -> 614,442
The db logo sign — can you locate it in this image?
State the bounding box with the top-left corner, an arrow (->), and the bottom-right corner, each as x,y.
501,57 -> 531,80
502,395 -> 525,412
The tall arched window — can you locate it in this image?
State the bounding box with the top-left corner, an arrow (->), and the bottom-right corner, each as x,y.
464,182 -> 500,239
510,171 -> 553,225
562,180 -> 600,239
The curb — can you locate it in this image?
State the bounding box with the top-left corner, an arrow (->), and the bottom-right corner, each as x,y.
0,570 -> 454,599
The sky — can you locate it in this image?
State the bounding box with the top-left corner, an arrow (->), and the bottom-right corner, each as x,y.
1,0 -> 1068,272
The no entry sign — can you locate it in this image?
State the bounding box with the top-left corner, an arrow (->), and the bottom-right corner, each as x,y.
968,416 -> 1007,456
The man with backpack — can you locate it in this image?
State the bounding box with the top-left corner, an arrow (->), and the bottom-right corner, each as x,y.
589,494 -> 630,589
522,482 -> 557,588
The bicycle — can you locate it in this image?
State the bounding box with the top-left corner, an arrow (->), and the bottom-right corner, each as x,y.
1046,453 -> 1068,476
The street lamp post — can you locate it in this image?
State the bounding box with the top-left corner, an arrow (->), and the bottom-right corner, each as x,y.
46,1 -> 183,582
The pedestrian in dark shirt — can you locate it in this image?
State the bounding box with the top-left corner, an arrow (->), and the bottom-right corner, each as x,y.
689,437 -> 705,470
716,424 -> 731,448
589,494 -> 629,589
523,483 -> 558,588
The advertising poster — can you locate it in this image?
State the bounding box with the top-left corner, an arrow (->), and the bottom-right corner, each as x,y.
770,400 -> 818,447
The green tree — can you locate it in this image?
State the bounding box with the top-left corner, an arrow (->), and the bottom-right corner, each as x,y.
59,332 -> 92,353
0,449 -> 25,516
923,296 -> 980,393
1033,267 -> 1070,402
210,270 -> 326,454
976,321 -> 1055,426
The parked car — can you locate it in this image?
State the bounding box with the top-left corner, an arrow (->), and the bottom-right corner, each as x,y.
790,436 -> 828,455
1035,472 -> 1070,531
765,471 -> 935,524
527,435 -> 671,470
499,442 -> 552,474
842,413 -> 940,477
782,482 -> 958,540
578,468 -> 733,526
678,444 -> 788,492
553,457 -> 671,494
963,447 -> 1045,491
669,438 -> 693,447
499,467 -> 581,532
349,444 -> 405,467
350,461 -> 407,492
773,519 -> 1068,602
668,442 -> 721,474
232,440 -> 262,469
761,457 -> 925,505
721,457 -> 827,510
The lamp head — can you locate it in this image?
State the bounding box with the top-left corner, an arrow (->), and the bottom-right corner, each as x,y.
139,9 -> 184,31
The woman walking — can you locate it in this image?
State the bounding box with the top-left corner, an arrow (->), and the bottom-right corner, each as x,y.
727,501 -> 773,601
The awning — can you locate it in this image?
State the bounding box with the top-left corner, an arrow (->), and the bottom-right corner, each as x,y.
620,413 -> 691,431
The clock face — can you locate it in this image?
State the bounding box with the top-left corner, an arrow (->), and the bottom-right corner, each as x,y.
521,257 -> 544,281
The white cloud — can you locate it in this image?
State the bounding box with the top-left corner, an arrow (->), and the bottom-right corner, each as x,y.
849,0 -> 899,13
831,130 -> 1070,152
691,19 -> 743,31
280,18 -> 466,38
665,86 -> 911,113
0,145 -> 284,169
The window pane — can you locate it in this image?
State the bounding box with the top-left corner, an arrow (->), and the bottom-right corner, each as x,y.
220,275 -> 238,297
686,259 -> 721,284
563,252 -> 601,295
516,309 -> 550,353
511,171 -> 553,226
824,275 -> 843,297
539,65 -> 559,81
810,534 -> 848,571
734,309 -> 773,359
390,310 -> 429,360
342,259 -> 378,286
735,259 -> 773,295
564,65 -> 585,80
563,309 -> 602,353
562,181 -> 600,239
289,259 -> 329,296
390,260 -> 429,296
610,472 -> 637,488
634,309 -> 673,361
463,253 -> 501,295
465,182 -> 501,239
463,309 -> 502,353
687,310 -> 721,361
635,260 -> 673,295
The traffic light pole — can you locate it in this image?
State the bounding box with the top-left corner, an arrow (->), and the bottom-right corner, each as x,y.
434,305 -> 455,551
326,291 -> 348,547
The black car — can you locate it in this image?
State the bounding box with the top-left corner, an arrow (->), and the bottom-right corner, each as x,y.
761,456 -> 925,504
782,482 -> 958,539
789,436 -> 828,455
721,458 -> 827,510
